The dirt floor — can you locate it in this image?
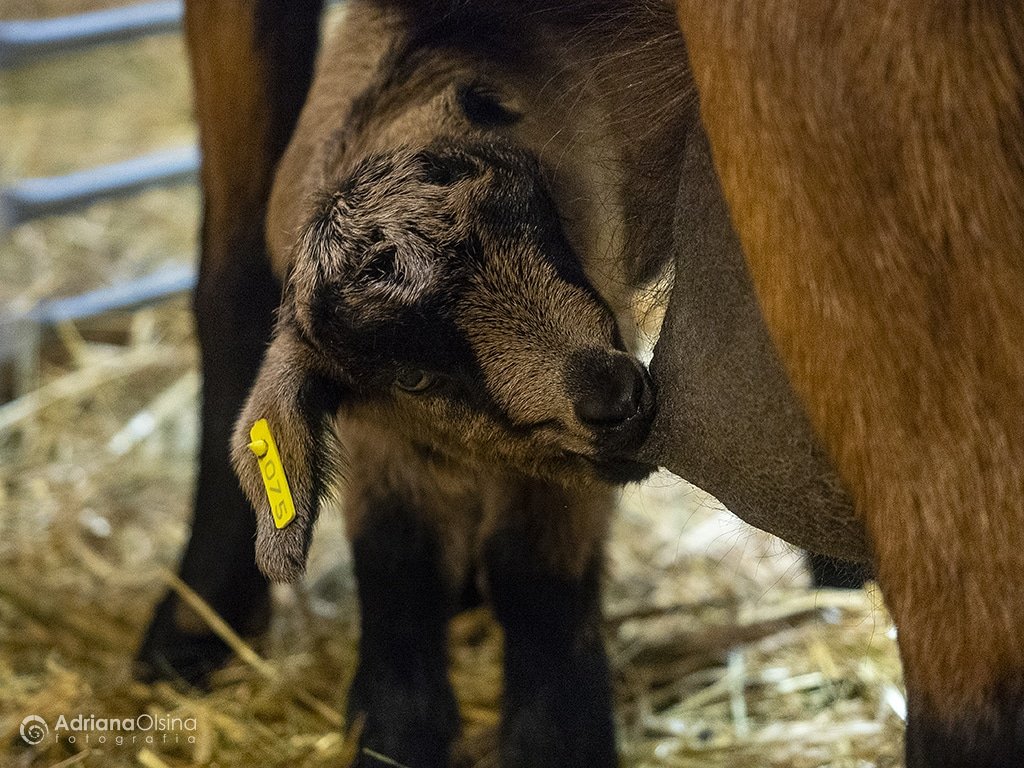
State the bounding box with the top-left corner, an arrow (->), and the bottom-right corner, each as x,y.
0,3 -> 905,767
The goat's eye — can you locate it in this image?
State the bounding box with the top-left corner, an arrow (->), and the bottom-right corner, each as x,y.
395,369 -> 434,393
457,83 -> 520,128
358,246 -> 397,283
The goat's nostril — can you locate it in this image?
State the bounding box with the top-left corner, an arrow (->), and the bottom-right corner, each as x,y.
572,353 -> 645,427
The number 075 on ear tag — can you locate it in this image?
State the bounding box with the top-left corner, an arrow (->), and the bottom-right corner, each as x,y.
247,418 -> 296,529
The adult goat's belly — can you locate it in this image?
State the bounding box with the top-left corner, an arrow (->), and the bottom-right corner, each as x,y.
639,125 -> 869,562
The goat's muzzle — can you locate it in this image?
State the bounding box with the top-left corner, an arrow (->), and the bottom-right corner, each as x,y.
564,348 -> 657,483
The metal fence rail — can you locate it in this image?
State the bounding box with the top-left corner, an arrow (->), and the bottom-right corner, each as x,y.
0,146 -> 199,229
0,1 -> 183,69
28,263 -> 197,325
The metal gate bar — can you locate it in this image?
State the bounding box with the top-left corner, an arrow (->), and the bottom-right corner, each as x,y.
28,263 -> 197,325
0,0 -> 183,69
1,146 -> 199,229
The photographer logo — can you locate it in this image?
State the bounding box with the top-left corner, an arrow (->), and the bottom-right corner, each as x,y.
20,715 -> 49,745
17,712 -> 196,747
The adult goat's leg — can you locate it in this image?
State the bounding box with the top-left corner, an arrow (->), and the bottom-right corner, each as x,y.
136,0 -> 323,686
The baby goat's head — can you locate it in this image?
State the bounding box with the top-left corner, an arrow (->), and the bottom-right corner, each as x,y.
232,139 -> 655,580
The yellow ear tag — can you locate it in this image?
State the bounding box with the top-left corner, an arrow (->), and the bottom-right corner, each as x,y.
248,418 -> 296,529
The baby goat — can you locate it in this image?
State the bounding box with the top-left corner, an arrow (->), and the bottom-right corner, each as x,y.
231,139 -> 655,767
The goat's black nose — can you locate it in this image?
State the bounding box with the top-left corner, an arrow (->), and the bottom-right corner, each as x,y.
568,349 -> 647,427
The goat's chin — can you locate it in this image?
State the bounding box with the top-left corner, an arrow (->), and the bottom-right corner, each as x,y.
422,434 -> 654,487
583,455 -> 657,485
511,450 -> 656,487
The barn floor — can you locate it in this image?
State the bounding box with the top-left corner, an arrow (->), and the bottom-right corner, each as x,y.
0,3 -> 905,767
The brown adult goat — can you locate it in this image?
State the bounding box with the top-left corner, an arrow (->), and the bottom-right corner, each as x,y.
660,3 -> 1024,766
135,1 -> 1023,766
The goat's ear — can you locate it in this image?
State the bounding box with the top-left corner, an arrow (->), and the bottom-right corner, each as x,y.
231,329 -> 341,583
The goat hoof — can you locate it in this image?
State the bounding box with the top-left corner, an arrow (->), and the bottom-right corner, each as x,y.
347,670 -> 459,768
134,591 -> 263,689
134,633 -> 230,691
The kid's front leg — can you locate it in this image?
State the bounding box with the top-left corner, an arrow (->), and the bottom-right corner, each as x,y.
347,493 -> 460,768
482,480 -> 618,768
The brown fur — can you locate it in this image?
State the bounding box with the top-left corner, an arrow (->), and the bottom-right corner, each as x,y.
676,0 -> 1024,734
